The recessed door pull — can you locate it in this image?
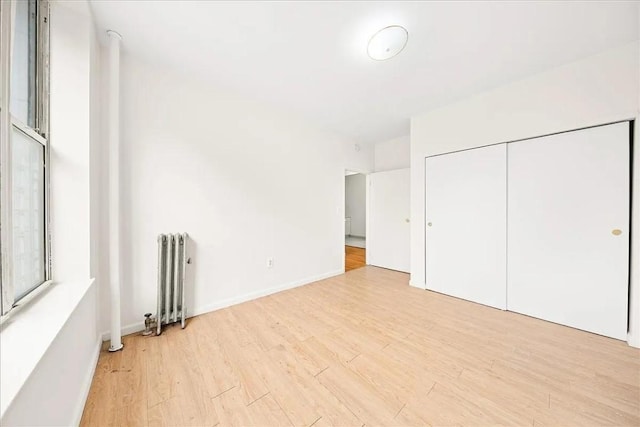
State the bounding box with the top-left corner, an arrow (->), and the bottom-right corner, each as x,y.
611,229 -> 622,236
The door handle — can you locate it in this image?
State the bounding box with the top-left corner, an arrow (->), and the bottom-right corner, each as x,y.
612,229 -> 622,236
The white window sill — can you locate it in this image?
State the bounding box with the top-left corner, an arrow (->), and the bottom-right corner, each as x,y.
0,278 -> 95,417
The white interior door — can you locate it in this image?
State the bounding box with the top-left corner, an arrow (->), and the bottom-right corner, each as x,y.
425,144 -> 507,309
507,122 -> 630,340
368,168 -> 410,273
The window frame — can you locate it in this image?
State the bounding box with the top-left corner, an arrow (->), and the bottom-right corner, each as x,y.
0,0 -> 51,317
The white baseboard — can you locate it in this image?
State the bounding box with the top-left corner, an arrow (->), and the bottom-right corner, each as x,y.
71,336 -> 102,426
190,269 -> 344,318
122,322 -> 145,337
101,269 -> 344,341
409,279 -> 426,289
101,321 -> 145,342
628,331 -> 640,348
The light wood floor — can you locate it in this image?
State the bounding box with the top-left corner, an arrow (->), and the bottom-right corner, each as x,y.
345,246 -> 365,272
81,266 -> 640,426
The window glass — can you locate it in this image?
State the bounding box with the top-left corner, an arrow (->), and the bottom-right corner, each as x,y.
10,0 -> 37,127
11,126 -> 45,300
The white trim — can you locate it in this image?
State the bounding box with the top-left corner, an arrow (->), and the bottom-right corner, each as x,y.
101,321 -> 145,341
101,269 -> 344,341
11,118 -> 47,146
71,336 -> 101,426
409,279 -> 426,290
628,116 -> 640,349
348,234 -> 366,239
365,173 -> 370,265
628,330 -> 640,348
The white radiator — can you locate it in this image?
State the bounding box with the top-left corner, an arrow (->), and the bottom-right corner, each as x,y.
156,233 -> 188,335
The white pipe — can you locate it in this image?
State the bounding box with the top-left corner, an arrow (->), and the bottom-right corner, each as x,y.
107,30 -> 123,352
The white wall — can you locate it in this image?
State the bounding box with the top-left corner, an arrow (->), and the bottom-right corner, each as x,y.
344,141 -> 374,173
50,1 -> 92,283
105,54 -> 358,334
1,1 -> 102,424
374,135 -> 410,172
89,0 -> 105,337
345,173 -> 366,237
410,42 -> 640,345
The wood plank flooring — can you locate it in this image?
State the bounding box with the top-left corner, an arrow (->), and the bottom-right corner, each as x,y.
81,266 -> 640,426
345,246 -> 365,272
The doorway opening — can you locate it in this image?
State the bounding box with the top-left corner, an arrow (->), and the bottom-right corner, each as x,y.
345,170 -> 366,271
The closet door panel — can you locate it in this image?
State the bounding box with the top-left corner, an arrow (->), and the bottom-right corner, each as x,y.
425,144 -> 507,309
507,122 -> 629,340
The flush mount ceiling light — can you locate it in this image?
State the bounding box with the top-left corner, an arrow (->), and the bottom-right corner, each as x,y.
367,25 -> 408,61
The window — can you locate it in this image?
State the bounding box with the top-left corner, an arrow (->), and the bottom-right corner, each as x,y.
0,0 -> 50,316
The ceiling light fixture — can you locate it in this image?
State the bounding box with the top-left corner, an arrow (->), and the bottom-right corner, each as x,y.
367,25 -> 408,61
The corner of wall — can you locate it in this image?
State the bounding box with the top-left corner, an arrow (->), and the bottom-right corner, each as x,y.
373,134 -> 410,172
344,141 -> 374,173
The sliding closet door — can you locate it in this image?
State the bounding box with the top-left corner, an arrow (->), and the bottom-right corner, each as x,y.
507,122 -> 629,340
425,144 -> 507,309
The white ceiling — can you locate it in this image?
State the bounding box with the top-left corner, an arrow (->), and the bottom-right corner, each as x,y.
89,1 -> 639,145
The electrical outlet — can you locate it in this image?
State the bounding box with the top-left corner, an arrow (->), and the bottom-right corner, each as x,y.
267,257 -> 274,268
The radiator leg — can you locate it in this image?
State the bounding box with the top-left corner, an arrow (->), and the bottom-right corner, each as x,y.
181,233 -> 188,328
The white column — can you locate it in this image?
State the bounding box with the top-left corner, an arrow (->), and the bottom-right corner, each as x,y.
107,30 -> 123,352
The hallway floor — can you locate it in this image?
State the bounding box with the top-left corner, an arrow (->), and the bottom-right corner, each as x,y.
345,246 -> 365,272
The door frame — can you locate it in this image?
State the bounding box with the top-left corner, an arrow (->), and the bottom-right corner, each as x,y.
344,169 -> 369,272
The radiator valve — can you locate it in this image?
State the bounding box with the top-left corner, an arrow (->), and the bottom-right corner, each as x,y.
142,313 -> 157,336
